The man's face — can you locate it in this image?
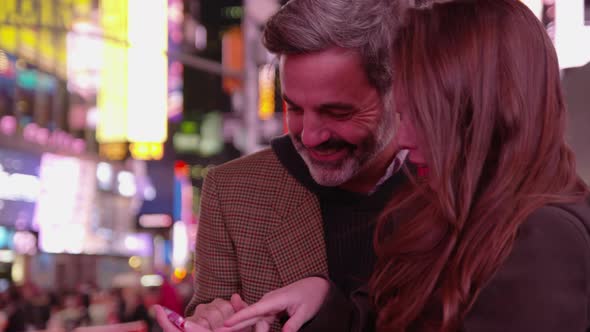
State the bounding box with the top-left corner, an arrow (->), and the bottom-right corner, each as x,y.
281,47 -> 395,187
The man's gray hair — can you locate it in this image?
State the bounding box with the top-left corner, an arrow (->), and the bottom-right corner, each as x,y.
262,0 -> 407,99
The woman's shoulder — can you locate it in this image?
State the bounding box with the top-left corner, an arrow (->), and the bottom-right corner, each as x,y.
512,199 -> 590,273
463,199 -> 590,331
519,199 -> 590,252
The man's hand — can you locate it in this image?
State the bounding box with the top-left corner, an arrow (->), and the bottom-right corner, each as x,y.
188,294 -> 249,330
220,277 -> 330,332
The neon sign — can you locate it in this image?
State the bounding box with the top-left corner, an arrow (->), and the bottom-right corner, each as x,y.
521,0 -> 590,69
554,0 -> 590,68
0,163 -> 40,203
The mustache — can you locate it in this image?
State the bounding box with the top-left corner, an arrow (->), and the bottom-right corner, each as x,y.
295,136 -> 356,152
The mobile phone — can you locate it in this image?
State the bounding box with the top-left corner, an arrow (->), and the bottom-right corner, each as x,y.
161,306 -> 186,331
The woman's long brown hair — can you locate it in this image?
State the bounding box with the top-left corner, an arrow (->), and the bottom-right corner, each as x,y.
370,0 -> 589,330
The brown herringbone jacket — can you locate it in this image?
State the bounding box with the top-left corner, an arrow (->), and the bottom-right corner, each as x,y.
185,147 -> 329,325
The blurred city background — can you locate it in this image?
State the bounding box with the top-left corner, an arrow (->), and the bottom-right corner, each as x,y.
0,0 -> 588,331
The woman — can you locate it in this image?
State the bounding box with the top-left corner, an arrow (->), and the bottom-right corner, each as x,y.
197,0 -> 590,331
368,0 -> 590,330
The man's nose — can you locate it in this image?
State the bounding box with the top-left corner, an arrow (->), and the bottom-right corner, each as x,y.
301,112 -> 330,148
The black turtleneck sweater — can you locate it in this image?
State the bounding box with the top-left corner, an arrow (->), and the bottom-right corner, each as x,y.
271,136 -> 406,296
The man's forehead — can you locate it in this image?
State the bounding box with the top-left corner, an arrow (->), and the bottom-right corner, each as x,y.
281,51 -> 365,82
280,48 -> 361,70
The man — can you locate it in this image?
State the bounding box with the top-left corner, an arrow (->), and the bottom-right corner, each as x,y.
181,0 -> 407,330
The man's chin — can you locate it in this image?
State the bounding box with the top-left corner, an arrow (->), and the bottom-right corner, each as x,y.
306,162 -> 358,187
309,172 -> 349,187
296,147 -> 360,186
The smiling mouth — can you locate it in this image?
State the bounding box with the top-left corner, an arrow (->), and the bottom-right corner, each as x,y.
313,148 -> 341,156
307,148 -> 348,163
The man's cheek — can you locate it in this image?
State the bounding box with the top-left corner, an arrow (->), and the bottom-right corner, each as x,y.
286,113 -> 303,135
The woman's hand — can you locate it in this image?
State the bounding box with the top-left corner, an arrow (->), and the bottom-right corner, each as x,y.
154,304 -> 212,332
155,294 -> 250,332
220,277 -> 330,332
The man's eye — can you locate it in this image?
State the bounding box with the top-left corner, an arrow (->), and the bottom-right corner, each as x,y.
329,111 -> 353,120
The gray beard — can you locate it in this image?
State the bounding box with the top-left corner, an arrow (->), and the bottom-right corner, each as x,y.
291,109 -> 395,187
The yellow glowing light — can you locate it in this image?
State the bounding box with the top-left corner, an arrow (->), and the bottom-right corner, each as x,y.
18,28 -> 37,63
97,0 -> 129,144
174,267 -> 187,280
150,143 -> 164,160
0,2 -> 17,53
99,143 -> 128,161
38,29 -> 55,72
0,0 -> 88,78
0,50 -> 8,73
129,142 -> 164,160
96,37 -> 128,143
11,255 -> 25,285
97,0 -> 168,145
128,256 -> 142,269
258,64 -> 276,120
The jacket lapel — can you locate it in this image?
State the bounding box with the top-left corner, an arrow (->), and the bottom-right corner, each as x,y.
266,171 -> 328,285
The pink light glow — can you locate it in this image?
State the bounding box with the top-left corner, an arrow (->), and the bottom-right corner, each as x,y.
60,134 -> 75,150
72,139 -> 86,154
0,116 -> 17,136
23,123 -> 39,142
35,128 -> 50,145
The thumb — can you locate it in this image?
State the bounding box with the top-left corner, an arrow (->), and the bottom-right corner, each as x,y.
281,309 -> 310,332
230,294 -> 248,311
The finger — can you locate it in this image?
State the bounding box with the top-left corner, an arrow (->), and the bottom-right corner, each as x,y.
282,309 -> 309,332
224,298 -> 286,326
202,307 -> 226,329
218,316 -> 261,332
190,301 -> 225,329
153,305 -> 182,332
255,320 -> 270,332
230,294 -> 248,312
190,304 -> 211,326
212,298 -> 238,320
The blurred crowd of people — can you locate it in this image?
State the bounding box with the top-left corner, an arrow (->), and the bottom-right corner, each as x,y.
0,277 -> 192,332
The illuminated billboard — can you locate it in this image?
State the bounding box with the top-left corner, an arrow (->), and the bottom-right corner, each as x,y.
0,0 -> 93,78
34,153 -> 96,254
522,0 -> 590,69
0,149 -> 42,230
97,0 -> 169,159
